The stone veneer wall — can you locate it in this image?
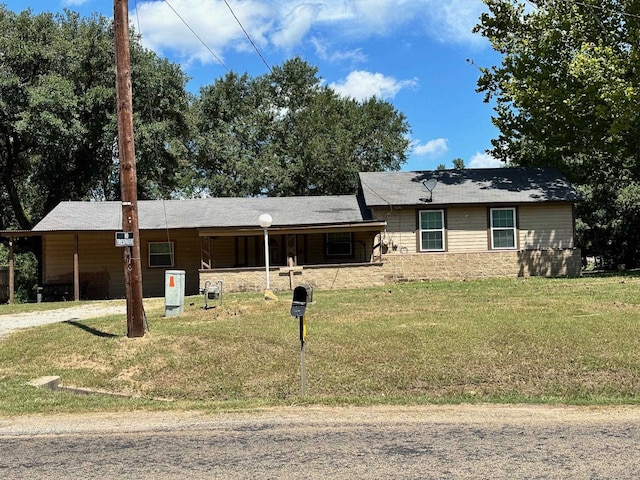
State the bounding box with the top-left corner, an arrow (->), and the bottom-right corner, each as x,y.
199,249 -> 582,293
199,263 -> 387,293
379,249 -> 582,283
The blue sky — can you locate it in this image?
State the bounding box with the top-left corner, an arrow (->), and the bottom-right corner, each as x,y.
4,0 -> 504,171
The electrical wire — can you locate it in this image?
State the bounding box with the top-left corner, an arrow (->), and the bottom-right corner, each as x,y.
162,0 -> 230,72
223,0 -> 272,73
134,1 -> 273,75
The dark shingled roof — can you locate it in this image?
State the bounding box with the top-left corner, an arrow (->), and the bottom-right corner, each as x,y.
359,167 -> 581,207
32,196 -> 375,232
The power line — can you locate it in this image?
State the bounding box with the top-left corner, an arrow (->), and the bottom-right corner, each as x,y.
145,1 -> 273,75
223,0 -> 272,73
162,0 -> 229,72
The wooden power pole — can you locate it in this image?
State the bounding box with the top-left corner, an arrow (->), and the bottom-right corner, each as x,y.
114,0 -> 146,338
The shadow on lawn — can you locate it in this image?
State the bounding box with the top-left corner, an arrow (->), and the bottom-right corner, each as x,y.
64,320 -> 119,338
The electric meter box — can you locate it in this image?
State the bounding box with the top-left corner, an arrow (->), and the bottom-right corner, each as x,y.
164,270 -> 186,317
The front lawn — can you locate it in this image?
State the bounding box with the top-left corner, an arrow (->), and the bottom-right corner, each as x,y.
0,275 -> 639,414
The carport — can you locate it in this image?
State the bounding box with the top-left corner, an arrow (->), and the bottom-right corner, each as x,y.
0,230 -> 81,304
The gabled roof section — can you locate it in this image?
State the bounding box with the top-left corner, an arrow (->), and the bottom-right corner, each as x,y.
32,195 -> 376,232
359,167 -> 581,208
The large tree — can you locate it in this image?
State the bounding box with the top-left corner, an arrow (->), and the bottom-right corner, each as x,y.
191,57 -> 411,197
0,7 -> 190,230
475,0 -> 640,266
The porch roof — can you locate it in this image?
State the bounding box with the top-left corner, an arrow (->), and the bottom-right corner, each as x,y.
32,195 -> 379,232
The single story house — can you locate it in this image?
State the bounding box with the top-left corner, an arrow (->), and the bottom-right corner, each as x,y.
1,167 -> 582,301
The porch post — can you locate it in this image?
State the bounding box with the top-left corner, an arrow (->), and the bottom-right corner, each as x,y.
73,234 -> 80,301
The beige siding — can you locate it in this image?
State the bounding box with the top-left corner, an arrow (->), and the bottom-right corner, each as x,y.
378,203 -> 575,254
140,230 -> 201,297
377,206 -> 490,254
519,204 -> 574,249
446,207 -> 488,252
374,207 -> 418,254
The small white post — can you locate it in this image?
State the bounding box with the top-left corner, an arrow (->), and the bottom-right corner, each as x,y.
258,213 -> 273,293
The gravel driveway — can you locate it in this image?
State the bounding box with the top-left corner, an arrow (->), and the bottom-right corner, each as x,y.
0,302 -> 127,338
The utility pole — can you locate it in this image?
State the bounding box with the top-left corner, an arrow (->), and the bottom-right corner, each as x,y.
114,0 -> 145,338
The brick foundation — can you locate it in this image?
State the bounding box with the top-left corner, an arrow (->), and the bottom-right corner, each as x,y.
379,249 -> 582,283
200,249 -> 581,293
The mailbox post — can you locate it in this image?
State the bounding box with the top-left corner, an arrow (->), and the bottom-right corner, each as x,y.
291,285 -> 311,395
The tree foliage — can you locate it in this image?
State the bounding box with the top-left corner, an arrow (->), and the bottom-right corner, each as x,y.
1,9 -> 411,229
0,9 -> 412,301
452,158 -> 466,169
475,0 -> 640,266
0,7 -> 190,230
191,57 -> 410,197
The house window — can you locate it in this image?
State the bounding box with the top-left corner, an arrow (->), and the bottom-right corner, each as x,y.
419,210 -> 445,251
325,232 -> 352,257
490,208 -> 516,249
149,241 -> 175,267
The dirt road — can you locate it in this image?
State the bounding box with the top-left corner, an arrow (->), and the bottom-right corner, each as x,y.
1,405 -> 639,479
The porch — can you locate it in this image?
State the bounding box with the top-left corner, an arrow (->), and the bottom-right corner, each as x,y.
197,225 -> 385,292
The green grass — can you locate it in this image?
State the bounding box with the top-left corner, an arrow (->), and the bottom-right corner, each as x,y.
1,275 -> 639,414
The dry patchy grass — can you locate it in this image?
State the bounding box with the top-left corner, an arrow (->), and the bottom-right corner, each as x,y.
0,275 -> 639,413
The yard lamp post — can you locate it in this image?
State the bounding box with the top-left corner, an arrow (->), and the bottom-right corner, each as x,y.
258,213 -> 273,293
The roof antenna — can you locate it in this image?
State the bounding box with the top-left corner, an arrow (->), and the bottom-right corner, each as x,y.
421,178 -> 438,202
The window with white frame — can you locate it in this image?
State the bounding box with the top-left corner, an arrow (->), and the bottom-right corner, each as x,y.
148,241 -> 175,267
419,210 -> 445,251
490,208 -> 516,249
325,232 -> 352,257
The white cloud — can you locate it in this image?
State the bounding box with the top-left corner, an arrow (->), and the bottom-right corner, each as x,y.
62,0 -> 89,5
329,71 -> 417,101
426,0 -> 488,46
311,38 -> 367,64
133,0 -> 488,66
468,152 -> 502,168
413,138 -> 448,158
271,3 -> 322,49
134,0 -> 273,65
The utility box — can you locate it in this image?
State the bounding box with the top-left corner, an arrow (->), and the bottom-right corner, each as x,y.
165,270 -> 185,317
